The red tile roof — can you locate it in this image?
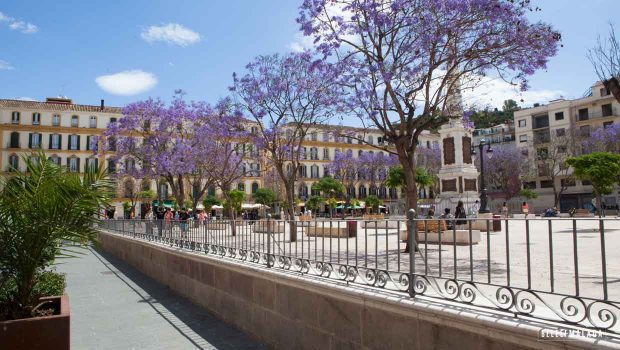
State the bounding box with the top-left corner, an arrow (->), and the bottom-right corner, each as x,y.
0,99 -> 123,114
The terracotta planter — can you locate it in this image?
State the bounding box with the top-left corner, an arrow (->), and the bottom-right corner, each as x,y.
0,294 -> 70,350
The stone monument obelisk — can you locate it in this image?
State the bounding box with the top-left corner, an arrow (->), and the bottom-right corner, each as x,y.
435,79 -> 480,215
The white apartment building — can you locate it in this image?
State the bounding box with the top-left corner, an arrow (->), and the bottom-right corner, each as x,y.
513,82 -> 620,212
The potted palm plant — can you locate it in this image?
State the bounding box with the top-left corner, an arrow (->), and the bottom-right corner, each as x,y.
0,153 -> 112,349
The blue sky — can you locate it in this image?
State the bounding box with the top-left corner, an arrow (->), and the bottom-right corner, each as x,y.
0,0 -> 619,118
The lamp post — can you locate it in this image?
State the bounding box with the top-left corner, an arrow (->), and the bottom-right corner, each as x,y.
472,139 -> 494,214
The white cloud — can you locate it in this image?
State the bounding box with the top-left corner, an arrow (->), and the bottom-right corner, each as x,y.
141,23 -> 200,47
289,33 -> 315,52
95,70 -> 158,96
0,11 -> 38,34
0,60 -> 14,70
462,77 -> 565,110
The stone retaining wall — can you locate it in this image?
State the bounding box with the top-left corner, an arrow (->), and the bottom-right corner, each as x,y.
97,231 -> 611,350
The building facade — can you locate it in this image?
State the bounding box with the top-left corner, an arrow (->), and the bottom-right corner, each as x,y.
0,97 -> 440,217
513,82 -> 620,212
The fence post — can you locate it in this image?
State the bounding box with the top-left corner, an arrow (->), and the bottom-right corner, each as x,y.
408,208 -> 416,298
267,214 -> 272,268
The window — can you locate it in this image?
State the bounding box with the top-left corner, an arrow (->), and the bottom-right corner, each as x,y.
518,119 -> 526,128
8,154 -> 18,171
582,180 -> 592,186
158,182 -> 168,199
107,159 -> 116,173
298,184 -> 308,199
523,181 -> 537,189
9,132 -> 19,148
323,148 -> 329,160
109,117 -> 117,125
52,114 -> 61,126
602,103 -> 613,117
29,133 -> 42,149
323,165 -> 329,177
358,150 -> 363,157
578,108 -> 589,121
299,165 -> 308,178
123,179 -> 135,198
89,116 -> 97,128
540,180 -> 553,188
555,128 -> 565,137
48,156 -> 61,166
357,135 -> 363,144
250,126 -> 258,135
603,121 -> 614,129
237,183 -> 245,192
68,157 -> 80,173
557,145 -> 567,153
68,135 -> 80,150
561,178 -> 576,187
85,158 -> 98,172
368,136 -> 374,144
208,186 -> 216,196
600,87 -> 610,97
71,115 -> 79,127
49,134 -> 61,150
11,111 -> 20,124
311,132 -> 317,141
125,158 -> 135,172
347,136 -> 352,144
86,136 -> 94,151
310,147 -> 318,160
579,125 -> 590,138
554,112 -> 564,121
322,132 -> 330,142
310,165 -> 319,178
519,135 -> 528,143
108,137 -> 116,151
358,186 -> 367,199
251,182 -> 259,194
32,112 -> 40,125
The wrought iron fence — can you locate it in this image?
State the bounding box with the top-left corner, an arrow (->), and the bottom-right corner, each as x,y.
98,213 -> 620,334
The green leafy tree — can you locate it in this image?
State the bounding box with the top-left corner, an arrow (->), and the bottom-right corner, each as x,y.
228,189 -> 245,218
384,166 -> 433,190
566,152 -> 620,216
365,195 -> 383,213
312,177 -> 344,217
518,188 -> 539,200
202,195 -> 221,213
0,153 -> 112,320
305,196 -> 325,217
253,188 -> 276,206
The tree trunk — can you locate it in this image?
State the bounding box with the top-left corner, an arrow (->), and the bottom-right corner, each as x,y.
596,193 -> 603,218
605,77 -> 620,104
399,148 -> 419,253
285,182 -> 297,242
552,184 -> 559,207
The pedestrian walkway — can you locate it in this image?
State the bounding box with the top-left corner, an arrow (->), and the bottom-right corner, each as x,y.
57,247 -> 265,350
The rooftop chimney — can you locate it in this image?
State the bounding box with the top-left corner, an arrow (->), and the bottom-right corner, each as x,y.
100,99 -> 104,110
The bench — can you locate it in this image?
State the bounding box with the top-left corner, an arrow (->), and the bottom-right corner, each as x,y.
416,220 -> 447,233
252,220 -> 285,233
304,222 -> 356,238
573,209 -> 594,217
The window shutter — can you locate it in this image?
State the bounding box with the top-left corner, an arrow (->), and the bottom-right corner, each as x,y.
28,133 -> 32,149
49,134 -> 52,149
95,158 -> 99,171
77,158 -> 81,172
86,136 -> 90,150
77,135 -> 81,150
58,135 -> 62,150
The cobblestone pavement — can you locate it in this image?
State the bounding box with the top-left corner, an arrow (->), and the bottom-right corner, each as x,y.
57,247 -> 265,350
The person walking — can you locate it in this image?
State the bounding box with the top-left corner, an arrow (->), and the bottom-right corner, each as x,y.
179,208 -> 190,238
144,208 -> 154,236
522,201 -> 529,218
164,207 -> 173,237
471,200 -> 480,217
455,200 -> 467,229
440,208 -> 454,230
155,206 -> 165,236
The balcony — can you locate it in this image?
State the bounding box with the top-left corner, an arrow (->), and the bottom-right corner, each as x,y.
575,106 -> 617,122
6,142 -> 21,149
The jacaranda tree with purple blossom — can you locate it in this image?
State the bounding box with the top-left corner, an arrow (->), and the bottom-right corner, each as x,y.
231,51 -> 341,241
99,92 -> 248,213
482,145 -> 525,202
328,149 -> 361,202
297,0 -> 561,212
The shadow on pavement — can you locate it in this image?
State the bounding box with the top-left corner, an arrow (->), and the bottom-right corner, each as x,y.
90,247 -> 266,350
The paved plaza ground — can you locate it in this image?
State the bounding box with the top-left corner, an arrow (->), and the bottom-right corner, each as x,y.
57,247 -> 265,350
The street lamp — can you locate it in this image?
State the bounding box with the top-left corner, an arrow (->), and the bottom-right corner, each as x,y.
471,139 -> 494,214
